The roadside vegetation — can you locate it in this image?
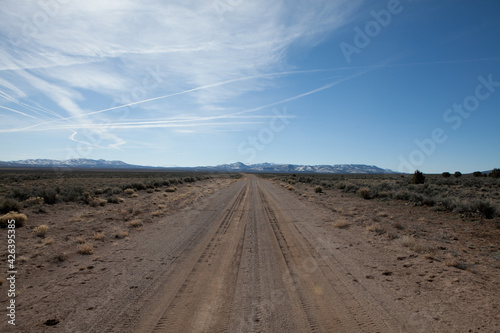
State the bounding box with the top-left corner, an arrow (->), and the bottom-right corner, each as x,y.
0,170 -> 239,263
0,170 -> 219,218
263,169 -> 500,220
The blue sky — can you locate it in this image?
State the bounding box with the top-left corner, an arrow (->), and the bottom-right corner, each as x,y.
0,0 -> 499,173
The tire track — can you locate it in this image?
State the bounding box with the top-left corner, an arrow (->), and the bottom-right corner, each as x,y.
89,175 -> 407,332
257,181 -> 395,332
257,184 -> 338,332
93,180 -> 247,332
147,181 -> 249,332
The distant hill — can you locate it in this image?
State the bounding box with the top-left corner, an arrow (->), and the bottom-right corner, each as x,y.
0,158 -> 148,169
0,159 -> 396,174
194,162 -> 396,174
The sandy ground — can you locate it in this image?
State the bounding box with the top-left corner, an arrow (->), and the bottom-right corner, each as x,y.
1,174 -> 499,332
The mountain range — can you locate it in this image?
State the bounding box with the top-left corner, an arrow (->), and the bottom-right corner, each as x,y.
0,159 -> 396,174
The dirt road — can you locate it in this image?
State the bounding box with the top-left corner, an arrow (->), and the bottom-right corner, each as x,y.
7,174 -> 496,332
87,174 -> 403,332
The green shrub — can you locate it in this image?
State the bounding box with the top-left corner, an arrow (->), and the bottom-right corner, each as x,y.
412,170 -> 425,184
473,171 -> 483,177
107,196 -> 120,204
60,187 -> 83,202
454,171 -> 462,178
131,182 -> 146,191
0,199 -> 21,214
394,190 -> 411,201
41,189 -> 58,205
112,187 -> 123,194
344,183 -> 359,193
442,172 -> 451,178
437,197 -> 460,212
475,200 -> 497,219
421,196 -> 436,207
11,187 -> 32,201
490,168 -> 500,178
314,186 -> 323,193
183,177 -> 195,183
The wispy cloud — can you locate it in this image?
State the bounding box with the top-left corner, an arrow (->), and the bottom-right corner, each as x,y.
0,72 -> 365,134
0,0 -> 364,148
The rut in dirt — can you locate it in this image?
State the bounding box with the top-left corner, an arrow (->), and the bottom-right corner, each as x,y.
95,175 -> 402,333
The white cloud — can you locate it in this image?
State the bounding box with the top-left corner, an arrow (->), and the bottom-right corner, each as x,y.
0,0 -> 364,148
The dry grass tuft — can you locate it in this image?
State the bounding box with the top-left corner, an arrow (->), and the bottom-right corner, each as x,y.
33,224 -> 49,237
93,232 -> 106,240
126,219 -> 143,228
366,223 -> 385,234
444,259 -> 468,270
0,211 -> 27,228
24,197 -> 44,207
386,233 -> 399,240
132,207 -> 143,215
44,237 -> 54,245
50,253 -> 68,263
377,211 -> 389,218
393,221 -> 404,230
151,210 -> 162,217
77,242 -> 94,255
411,243 -> 435,254
124,188 -> 135,195
18,256 -> 29,263
398,235 -> 416,247
333,219 -> 350,229
114,227 -> 129,239
75,236 -> 86,244
359,188 -> 371,199
89,197 -> 107,207
165,187 -> 177,193
70,214 -> 83,222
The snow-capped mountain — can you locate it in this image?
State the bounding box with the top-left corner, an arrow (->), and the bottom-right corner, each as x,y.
0,159 -> 396,174
0,158 -> 145,169
197,162 -> 395,174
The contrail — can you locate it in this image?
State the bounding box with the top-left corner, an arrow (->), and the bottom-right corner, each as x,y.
8,68 -> 335,132
0,67 -> 375,133
42,121 -> 264,131
68,130 -> 116,150
0,104 -> 40,120
0,62 -> 390,133
226,66 -> 378,118
0,90 -> 55,119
